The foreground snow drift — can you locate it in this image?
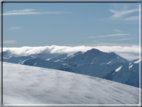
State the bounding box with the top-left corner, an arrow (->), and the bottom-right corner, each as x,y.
3,62 -> 139,105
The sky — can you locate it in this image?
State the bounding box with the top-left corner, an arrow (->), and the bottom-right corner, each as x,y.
2,2 -> 140,60
3,3 -> 139,47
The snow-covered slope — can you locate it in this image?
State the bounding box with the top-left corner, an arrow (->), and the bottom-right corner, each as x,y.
4,62 -> 140,105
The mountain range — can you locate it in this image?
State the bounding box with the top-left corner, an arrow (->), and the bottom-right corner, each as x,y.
2,48 -> 141,87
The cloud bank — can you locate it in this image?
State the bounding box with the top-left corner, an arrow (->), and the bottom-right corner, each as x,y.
3,45 -> 140,61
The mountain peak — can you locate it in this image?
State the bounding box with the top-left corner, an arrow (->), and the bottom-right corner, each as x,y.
109,52 -> 117,56
85,48 -> 103,54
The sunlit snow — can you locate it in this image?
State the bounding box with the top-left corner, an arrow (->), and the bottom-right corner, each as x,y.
115,65 -> 123,72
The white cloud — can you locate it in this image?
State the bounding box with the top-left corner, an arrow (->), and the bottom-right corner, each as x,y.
3,9 -> 62,16
116,38 -> 135,41
125,15 -> 139,20
3,45 -> 140,61
110,8 -> 139,19
88,33 -> 129,38
85,42 -> 138,47
98,33 -> 129,37
113,29 -> 122,33
3,40 -> 16,44
88,36 -> 97,38
10,27 -> 21,30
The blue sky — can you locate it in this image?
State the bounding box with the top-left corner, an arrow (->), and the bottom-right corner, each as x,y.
3,3 -> 139,47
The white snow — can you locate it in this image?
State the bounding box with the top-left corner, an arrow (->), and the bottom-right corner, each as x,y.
115,65 -> 123,72
134,59 -> 141,64
3,62 -> 140,105
129,64 -> 133,69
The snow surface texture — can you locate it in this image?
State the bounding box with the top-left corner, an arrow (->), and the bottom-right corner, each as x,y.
3,62 -> 140,105
2,48 -> 140,87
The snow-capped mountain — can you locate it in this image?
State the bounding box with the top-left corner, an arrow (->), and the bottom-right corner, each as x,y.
3,62 -> 140,104
104,61 -> 140,87
20,57 -> 72,71
21,49 -> 130,76
2,48 -> 140,87
61,49 -> 129,65
3,56 -> 34,63
2,50 -> 60,60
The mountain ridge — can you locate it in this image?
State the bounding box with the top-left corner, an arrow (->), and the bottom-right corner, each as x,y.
2,48 -> 140,87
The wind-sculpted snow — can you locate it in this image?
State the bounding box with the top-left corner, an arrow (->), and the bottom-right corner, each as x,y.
3,62 -> 140,105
